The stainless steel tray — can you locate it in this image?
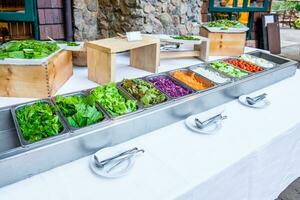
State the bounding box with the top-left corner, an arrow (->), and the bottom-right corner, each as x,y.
248,51 -> 291,66
168,68 -> 218,92
145,72 -> 196,100
85,85 -> 144,120
238,54 -> 279,70
119,78 -> 172,109
223,57 -> 265,74
207,59 -> 252,80
0,51 -> 297,187
52,92 -> 110,133
0,107 -> 22,158
188,63 -> 233,85
10,99 -> 69,148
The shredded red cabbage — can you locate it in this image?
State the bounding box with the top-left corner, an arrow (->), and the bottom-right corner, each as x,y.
149,76 -> 191,98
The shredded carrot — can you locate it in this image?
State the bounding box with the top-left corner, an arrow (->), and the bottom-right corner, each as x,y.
172,71 -> 211,90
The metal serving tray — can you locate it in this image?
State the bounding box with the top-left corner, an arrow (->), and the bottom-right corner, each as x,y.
208,59 -> 253,80
189,63 -> 233,85
85,85 -> 144,120
169,68 -> 217,92
119,78 -> 172,109
222,58 -> 265,74
0,107 -> 22,159
10,99 -> 69,148
248,51 -> 292,66
238,54 -> 279,70
0,51 -> 297,187
144,72 -> 196,100
52,92 -> 110,133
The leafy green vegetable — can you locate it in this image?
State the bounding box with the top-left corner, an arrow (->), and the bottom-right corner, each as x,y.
210,61 -> 248,78
171,35 -> 200,41
55,95 -> 104,128
16,102 -> 63,143
207,19 -> 244,29
0,40 -> 59,59
89,83 -> 137,116
121,79 -> 167,107
56,41 -> 80,46
66,42 -> 80,46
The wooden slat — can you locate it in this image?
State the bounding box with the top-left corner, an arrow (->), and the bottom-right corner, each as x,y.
47,51 -> 73,96
86,36 -> 159,54
130,43 -> 159,73
160,51 -> 201,59
87,47 -> 116,84
267,22 -> 281,54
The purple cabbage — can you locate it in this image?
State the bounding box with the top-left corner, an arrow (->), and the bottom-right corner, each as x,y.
149,76 -> 191,98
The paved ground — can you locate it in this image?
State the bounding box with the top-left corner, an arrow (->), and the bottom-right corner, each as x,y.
280,28 -> 300,63
276,178 -> 300,200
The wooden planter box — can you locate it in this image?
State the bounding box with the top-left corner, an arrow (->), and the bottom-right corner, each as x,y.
200,27 -> 246,56
0,50 -> 73,98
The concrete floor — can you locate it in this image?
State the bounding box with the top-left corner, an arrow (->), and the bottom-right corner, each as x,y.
280,28 -> 300,63
276,178 -> 300,200
280,28 -> 300,47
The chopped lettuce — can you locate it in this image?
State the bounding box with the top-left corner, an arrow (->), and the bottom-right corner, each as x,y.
89,83 -> 138,116
55,95 -> 104,128
16,102 -> 63,143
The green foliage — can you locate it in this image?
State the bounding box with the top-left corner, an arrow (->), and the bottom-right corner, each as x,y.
55,95 -> 104,128
272,0 -> 299,11
122,79 -> 167,107
207,19 -> 243,29
16,102 -> 63,143
171,35 -> 200,41
56,41 -> 80,46
0,40 -> 59,59
89,83 -> 138,116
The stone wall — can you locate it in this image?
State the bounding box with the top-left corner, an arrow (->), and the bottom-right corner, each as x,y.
73,0 -> 202,41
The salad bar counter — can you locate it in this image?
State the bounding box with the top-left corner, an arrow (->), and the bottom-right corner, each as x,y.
0,51 -> 298,187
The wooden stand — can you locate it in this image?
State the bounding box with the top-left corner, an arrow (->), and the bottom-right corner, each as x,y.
160,43 -> 209,62
86,36 -> 160,84
157,35 -> 209,62
0,51 -> 73,98
200,27 -> 246,56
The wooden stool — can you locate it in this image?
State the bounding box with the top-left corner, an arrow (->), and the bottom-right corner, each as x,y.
86,36 -> 160,84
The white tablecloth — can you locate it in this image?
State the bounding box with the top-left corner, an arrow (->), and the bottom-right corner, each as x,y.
0,48 -> 300,200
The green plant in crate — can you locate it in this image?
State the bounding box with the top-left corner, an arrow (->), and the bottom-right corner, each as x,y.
55,95 -> 104,128
0,40 -> 59,59
16,102 -> 63,143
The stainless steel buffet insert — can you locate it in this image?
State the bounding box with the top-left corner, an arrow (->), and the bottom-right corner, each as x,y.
0,51 -> 298,187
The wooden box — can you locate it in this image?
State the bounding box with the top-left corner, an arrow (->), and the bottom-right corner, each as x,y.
200,27 -> 246,56
0,50 -> 73,98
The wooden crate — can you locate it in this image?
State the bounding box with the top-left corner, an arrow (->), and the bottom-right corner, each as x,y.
200,27 -> 246,56
0,50 -> 73,98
